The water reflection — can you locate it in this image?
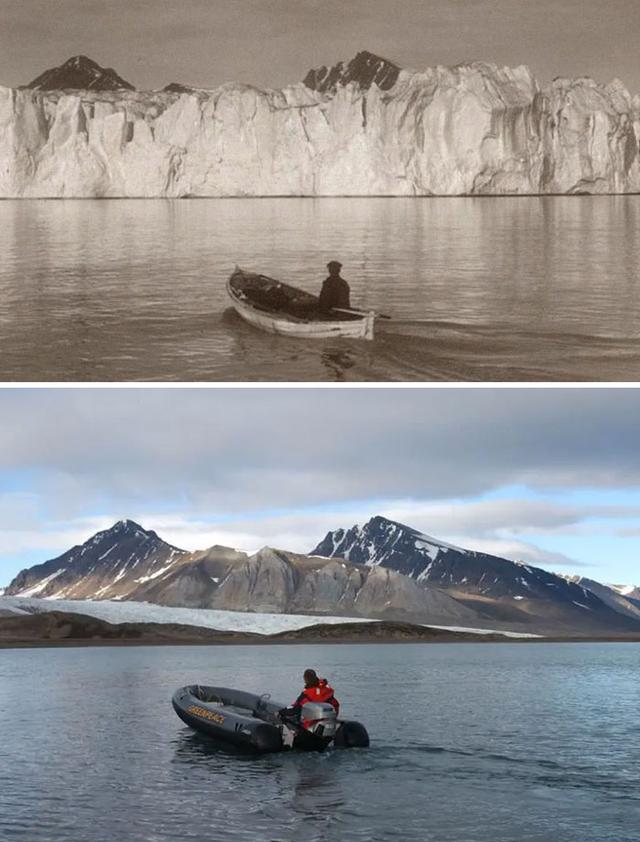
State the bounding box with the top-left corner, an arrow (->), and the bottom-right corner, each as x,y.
2,643 -> 640,842
172,729 -> 261,763
1,197 -> 639,381
321,347 -> 356,379
290,760 -> 347,816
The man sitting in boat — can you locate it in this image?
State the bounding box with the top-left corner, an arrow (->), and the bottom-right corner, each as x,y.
319,261 -> 351,313
280,669 -> 340,721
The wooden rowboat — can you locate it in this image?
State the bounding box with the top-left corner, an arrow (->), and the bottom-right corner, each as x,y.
227,267 -> 375,341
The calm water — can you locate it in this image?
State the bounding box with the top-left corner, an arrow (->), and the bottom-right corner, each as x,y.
1,643 -> 638,842
1,197 -> 639,381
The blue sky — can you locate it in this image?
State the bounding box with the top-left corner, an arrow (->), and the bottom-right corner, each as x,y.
0,387 -> 639,588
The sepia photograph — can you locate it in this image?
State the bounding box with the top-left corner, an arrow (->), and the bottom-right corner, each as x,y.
1,0 -> 640,381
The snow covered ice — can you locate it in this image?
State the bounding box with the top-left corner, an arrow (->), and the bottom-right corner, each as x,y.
0,595 -> 539,637
1,56 -> 640,197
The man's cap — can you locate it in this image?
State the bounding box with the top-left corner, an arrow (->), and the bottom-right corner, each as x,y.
327,260 -> 342,270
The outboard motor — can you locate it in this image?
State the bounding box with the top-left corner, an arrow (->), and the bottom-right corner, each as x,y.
301,702 -> 337,739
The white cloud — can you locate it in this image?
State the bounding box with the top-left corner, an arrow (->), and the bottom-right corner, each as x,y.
440,536 -> 581,569
1,494 -> 610,585
2,388 -> 640,583
2,389 -> 640,524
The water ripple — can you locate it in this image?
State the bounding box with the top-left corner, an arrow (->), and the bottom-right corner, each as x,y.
1,197 -> 640,380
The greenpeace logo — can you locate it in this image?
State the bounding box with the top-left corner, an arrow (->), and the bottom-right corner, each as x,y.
187,705 -> 225,724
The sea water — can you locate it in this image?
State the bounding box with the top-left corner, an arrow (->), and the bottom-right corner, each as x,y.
1,197 -> 639,381
1,642 -> 638,841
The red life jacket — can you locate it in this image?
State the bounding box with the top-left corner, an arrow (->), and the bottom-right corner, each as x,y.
300,678 -> 339,715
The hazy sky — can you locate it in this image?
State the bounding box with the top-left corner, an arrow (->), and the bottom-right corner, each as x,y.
1,387 -> 639,587
1,0 -> 639,92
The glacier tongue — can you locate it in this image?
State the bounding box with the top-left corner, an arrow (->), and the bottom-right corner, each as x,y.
1,60 -> 639,197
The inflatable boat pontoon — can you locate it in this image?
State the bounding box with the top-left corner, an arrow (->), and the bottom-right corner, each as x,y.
172,685 -> 369,753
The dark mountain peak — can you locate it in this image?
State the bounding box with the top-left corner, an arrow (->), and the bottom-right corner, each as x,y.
352,50 -> 400,75
303,50 -> 401,94
26,56 -> 135,92
162,82 -> 197,94
310,515 -> 640,633
67,55 -> 97,69
4,519 -> 186,600
97,519 -> 154,539
312,514 -> 462,569
70,519 -> 169,557
366,515 -> 418,534
316,515 -> 456,555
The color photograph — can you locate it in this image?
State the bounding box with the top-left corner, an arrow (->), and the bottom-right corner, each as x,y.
1,387 -> 640,841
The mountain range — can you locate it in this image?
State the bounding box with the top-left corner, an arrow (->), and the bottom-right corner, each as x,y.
1,51 -> 639,197
311,517 -> 640,634
5,516 -> 640,636
25,55 -> 135,92
4,519 -> 479,627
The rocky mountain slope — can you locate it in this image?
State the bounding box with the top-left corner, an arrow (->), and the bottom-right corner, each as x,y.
7,520 -> 188,600
303,51 -> 400,93
25,55 -> 134,92
4,521 -> 480,627
6,517 -> 638,635
563,576 -> 640,619
608,583 -> 640,603
1,51 -> 639,196
312,516 -> 640,634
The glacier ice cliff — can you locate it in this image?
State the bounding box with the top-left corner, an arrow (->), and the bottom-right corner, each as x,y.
1,53 -> 640,197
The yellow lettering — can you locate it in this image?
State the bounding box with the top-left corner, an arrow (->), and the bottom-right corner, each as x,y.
187,704 -> 225,724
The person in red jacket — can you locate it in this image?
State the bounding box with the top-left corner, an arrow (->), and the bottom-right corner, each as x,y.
280,669 -> 340,723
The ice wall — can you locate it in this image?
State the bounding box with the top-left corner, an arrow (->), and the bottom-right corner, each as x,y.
1,62 -> 639,197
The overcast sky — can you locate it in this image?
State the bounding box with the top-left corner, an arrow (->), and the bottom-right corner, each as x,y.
1,387 -> 639,587
1,0 -> 639,93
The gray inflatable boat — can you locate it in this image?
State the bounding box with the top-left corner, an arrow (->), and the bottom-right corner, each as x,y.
172,685 -> 369,753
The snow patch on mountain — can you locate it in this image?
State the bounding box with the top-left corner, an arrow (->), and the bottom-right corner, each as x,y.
311,515 -> 640,635
415,534 -> 467,555
17,569 -> 66,597
609,583 -> 640,598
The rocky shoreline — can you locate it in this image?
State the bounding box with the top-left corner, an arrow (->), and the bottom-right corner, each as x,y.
2,610 -> 639,648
